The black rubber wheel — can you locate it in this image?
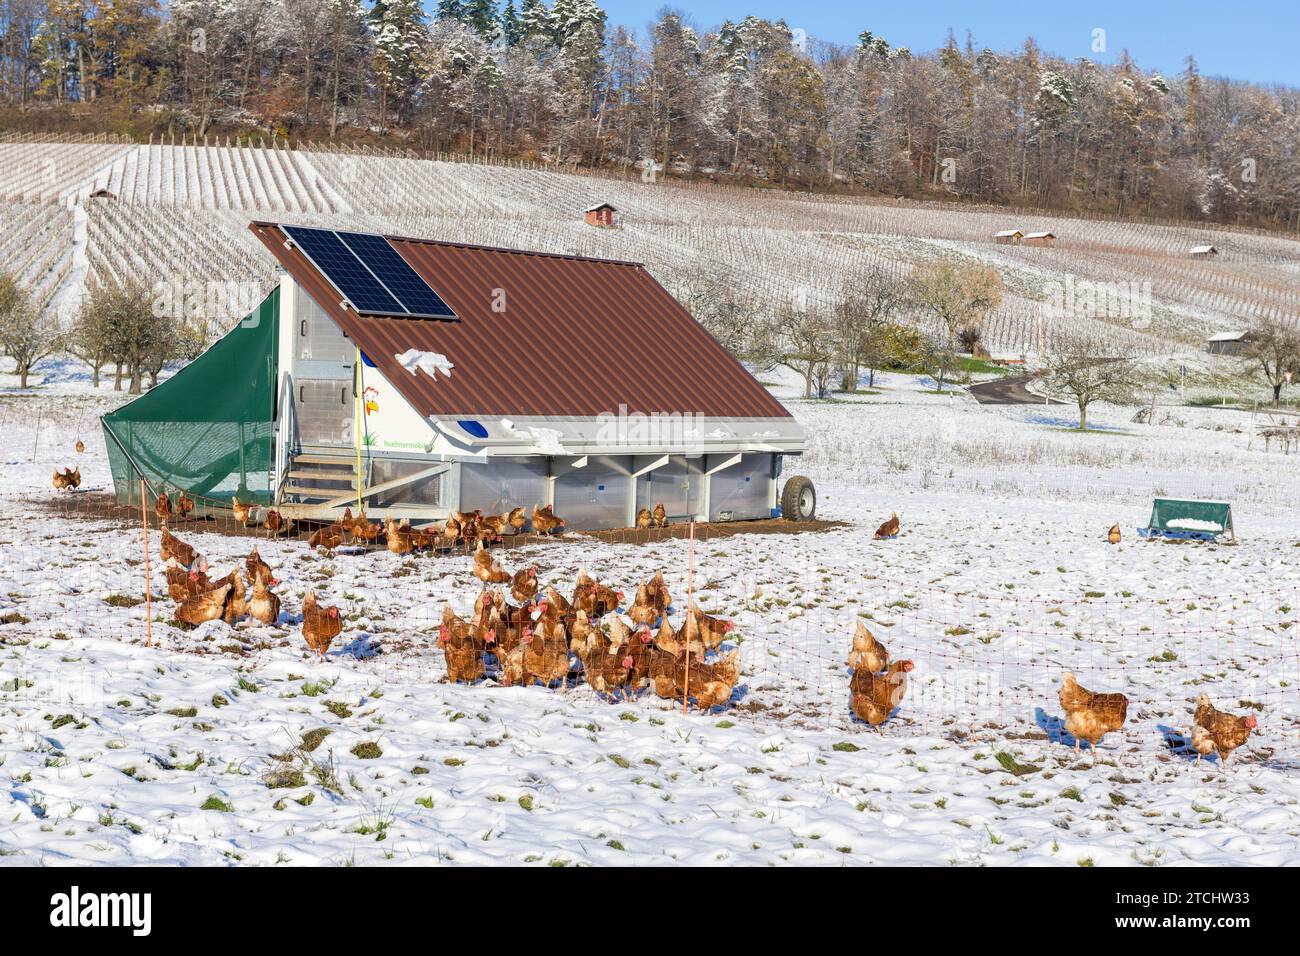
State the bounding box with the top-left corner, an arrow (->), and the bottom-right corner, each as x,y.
780,475 -> 816,521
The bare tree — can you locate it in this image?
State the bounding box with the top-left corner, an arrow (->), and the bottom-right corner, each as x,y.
145,318 -> 205,389
85,279 -> 172,395
671,263 -> 760,357
834,264 -> 909,390
1244,320 -> 1300,407
909,260 -> 1003,391
0,273 -> 62,388
1043,336 -> 1138,430
756,299 -> 837,399
68,294 -> 114,387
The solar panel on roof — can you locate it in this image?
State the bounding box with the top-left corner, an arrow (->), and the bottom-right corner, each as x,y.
282,225 -> 403,316
280,225 -> 456,321
337,231 -> 457,319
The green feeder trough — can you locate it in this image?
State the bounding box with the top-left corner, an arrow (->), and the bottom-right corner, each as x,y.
1138,498 -> 1235,543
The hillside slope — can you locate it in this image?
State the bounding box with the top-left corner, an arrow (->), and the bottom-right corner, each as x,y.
2,140 -> 1298,356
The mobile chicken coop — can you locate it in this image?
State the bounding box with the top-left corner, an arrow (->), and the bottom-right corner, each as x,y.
102,223 -> 811,531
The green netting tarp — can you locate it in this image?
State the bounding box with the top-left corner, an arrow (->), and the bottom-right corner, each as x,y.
102,288 -> 279,508
1145,498 -> 1235,540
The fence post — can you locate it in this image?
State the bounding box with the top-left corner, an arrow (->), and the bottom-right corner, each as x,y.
683,520 -> 695,714
140,478 -> 153,648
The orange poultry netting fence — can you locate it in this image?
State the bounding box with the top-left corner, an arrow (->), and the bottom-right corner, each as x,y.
16,484 -> 1300,767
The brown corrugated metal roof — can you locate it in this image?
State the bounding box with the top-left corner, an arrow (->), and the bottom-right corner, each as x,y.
250,222 -> 791,421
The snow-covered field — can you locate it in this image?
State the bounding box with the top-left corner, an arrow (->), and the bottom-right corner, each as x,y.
2,363 -> 1299,867
6,140 -> 1300,365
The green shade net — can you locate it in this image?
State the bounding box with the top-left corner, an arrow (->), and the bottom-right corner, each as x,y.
102,288 -> 279,509
1147,498 -> 1234,539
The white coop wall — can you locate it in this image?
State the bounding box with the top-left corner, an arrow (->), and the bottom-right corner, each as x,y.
458,457 -> 550,515
636,456 -> 705,521
708,453 -> 775,521
554,456 -> 633,530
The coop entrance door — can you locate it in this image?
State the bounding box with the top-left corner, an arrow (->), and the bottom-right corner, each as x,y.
293,290 -> 356,447
296,378 -> 355,446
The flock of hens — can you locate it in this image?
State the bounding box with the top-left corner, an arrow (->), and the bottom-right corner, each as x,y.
54,469 -> 1262,765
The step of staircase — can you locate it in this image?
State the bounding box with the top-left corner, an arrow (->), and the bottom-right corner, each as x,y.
292,453 -> 358,467
286,469 -> 357,483
280,453 -> 363,504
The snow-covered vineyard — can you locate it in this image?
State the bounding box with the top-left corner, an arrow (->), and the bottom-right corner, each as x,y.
4,135 -> 1300,356
2,368 -> 1300,866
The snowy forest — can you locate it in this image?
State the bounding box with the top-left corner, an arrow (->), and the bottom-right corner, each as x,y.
1,0 -> 1299,228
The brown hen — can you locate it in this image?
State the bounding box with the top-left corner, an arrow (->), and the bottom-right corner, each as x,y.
850,659 -> 913,729
1059,671 -> 1128,756
1192,695 -> 1257,767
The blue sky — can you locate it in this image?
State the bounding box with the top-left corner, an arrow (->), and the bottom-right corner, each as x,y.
593,0 -> 1300,87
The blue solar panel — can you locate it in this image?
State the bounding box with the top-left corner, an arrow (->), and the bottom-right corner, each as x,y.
337,231 -> 457,319
281,224 -> 456,321
282,225 -> 403,316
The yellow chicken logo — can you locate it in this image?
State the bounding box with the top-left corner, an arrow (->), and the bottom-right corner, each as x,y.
363,386 -> 379,416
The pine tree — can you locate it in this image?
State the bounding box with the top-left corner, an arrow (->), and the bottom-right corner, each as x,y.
461,0 -> 499,40
551,0 -> 603,48
370,0 -> 427,128
499,0 -> 520,45
517,0 -> 552,42
435,0 -> 464,21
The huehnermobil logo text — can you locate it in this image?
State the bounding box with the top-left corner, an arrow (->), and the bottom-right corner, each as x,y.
49,886 -> 151,936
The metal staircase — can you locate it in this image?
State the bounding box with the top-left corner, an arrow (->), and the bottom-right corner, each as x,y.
279,453 -> 360,505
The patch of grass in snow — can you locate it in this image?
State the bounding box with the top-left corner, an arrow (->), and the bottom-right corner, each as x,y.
201,795 -> 234,812
323,700 -> 352,718
351,805 -> 394,841
105,594 -> 143,608
1060,786 -> 1084,802
263,767 -> 307,789
350,741 -> 382,759
165,706 -> 198,718
309,752 -> 342,793
300,728 -> 332,752
0,611 -> 30,625
994,752 -> 1042,776
832,741 -> 860,752
607,753 -> 631,768
211,694 -> 229,708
